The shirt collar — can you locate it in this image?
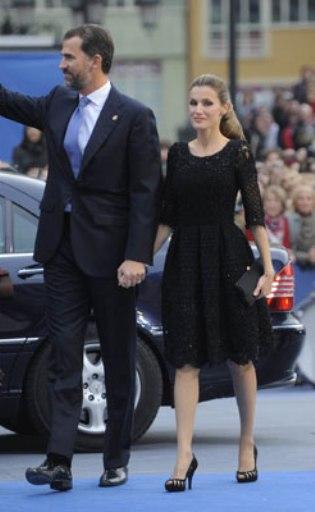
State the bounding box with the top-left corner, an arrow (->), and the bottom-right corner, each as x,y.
80,80 -> 111,109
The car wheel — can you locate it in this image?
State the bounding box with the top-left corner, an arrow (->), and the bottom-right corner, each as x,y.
23,331 -> 163,450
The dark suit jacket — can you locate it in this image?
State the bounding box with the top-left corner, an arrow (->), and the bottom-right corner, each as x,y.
0,84 -> 161,276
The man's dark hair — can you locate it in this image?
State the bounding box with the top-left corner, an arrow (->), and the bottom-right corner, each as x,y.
63,24 -> 114,74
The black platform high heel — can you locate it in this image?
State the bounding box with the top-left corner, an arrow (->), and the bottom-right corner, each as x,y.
165,455 -> 198,492
236,445 -> 258,483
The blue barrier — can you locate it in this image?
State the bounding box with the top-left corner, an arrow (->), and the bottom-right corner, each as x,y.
0,51 -> 61,162
293,263 -> 315,309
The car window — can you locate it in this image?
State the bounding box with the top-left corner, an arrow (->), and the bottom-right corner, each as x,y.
12,203 -> 37,253
0,198 -> 5,253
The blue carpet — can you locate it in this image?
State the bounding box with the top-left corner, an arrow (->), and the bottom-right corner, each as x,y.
0,472 -> 314,512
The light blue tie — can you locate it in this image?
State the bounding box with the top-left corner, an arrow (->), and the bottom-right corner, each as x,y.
64,96 -> 90,178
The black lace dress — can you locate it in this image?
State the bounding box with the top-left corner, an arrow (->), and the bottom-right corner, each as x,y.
160,139 -> 273,369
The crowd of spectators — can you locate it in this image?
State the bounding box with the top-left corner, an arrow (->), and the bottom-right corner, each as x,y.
235,66 -> 315,272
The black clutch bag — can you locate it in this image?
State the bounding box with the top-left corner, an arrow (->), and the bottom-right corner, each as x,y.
235,261 -> 264,306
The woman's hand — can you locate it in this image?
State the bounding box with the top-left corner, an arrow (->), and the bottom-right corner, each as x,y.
253,271 -> 275,299
117,260 -> 146,288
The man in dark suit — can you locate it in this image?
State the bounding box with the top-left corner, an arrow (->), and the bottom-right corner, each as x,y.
0,24 -> 161,490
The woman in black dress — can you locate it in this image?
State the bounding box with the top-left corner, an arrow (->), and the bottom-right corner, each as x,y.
154,74 -> 275,491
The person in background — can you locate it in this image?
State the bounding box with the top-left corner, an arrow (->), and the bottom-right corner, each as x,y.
293,103 -> 315,153
287,184 -> 315,267
280,168 -> 303,199
280,110 -> 299,150
296,147 -> 309,173
263,186 -> 291,248
12,126 -> 48,177
249,109 -> 280,160
293,66 -> 314,104
264,149 -> 283,165
246,185 -> 290,249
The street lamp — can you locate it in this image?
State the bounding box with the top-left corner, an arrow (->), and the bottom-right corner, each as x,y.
135,0 -> 161,30
229,0 -> 237,108
67,0 -> 107,25
12,0 -> 35,33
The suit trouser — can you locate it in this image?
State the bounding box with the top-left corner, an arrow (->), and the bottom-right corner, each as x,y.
43,217 -> 136,469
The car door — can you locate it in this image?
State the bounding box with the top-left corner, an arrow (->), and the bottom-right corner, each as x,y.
0,184 -> 45,356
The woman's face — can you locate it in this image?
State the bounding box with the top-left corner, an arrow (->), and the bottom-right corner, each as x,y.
295,190 -> 314,216
265,152 -> 281,164
189,86 -> 228,131
264,193 -> 283,218
26,127 -> 42,143
281,171 -> 301,192
296,148 -> 307,162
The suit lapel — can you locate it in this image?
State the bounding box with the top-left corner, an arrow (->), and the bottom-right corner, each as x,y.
79,86 -> 123,175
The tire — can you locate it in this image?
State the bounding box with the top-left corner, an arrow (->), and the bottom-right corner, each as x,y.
23,330 -> 163,451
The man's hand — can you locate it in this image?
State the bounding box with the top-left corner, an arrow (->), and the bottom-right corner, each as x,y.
117,260 -> 146,288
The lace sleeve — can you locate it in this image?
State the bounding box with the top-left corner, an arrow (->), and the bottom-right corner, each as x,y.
236,142 -> 265,229
159,143 -> 177,228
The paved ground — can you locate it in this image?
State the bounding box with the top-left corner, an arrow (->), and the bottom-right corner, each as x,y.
0,385 -> 314,482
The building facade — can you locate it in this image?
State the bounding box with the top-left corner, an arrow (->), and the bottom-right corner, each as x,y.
188,0 -> 315,86
0,0 -> 189,142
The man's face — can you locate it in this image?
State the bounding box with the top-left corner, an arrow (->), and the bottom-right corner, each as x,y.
59,36 -> 94,91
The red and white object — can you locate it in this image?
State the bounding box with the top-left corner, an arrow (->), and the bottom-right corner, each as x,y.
267,263 -> 295,312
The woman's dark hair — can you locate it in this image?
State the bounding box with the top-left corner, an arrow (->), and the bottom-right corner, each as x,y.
63,24 -> 114,74
190,74 -> 246,140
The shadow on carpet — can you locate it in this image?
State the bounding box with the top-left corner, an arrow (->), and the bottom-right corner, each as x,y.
0,472 -> 314,512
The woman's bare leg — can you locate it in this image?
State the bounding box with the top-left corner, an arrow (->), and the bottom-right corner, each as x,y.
227,360 -> 257,471
172,365 -> 200,478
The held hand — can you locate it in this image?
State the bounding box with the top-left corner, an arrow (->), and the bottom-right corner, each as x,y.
253,271 -> 275,299
117,260 -> 146,288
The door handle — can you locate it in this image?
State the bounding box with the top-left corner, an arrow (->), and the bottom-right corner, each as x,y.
17,267 -> 43,279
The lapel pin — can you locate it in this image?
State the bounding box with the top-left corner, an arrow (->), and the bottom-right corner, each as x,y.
112,114 -> 118,121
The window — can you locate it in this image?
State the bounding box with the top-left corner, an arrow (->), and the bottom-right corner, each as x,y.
271,0 -> 315,23
205,0 -> 267,59
111,61 -> 162,126
272,0 -> 281,22
12,1 -> 35,6
12,203 -> 37,253
211,0 -> 221,23
249,0 -> 260,22
205,0 -> 315,60
0,198 -> 5,254
289,0 -> 299,21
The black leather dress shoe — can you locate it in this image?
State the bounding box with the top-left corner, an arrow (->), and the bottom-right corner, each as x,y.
99,466 -> 128,487
25,459 -> 73,491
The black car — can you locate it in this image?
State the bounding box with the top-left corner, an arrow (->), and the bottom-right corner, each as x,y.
0,171 -> 305,451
